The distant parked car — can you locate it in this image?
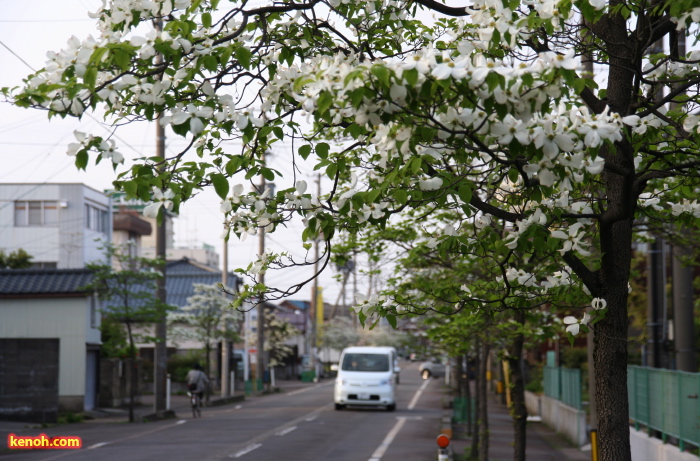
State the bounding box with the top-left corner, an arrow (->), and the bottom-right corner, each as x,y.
419,358 -> 447,379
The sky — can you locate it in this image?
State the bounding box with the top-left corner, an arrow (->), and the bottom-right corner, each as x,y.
0,0 -> 371,306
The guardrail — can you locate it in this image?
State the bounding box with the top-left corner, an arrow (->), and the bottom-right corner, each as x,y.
628,365 -> 700,451
543,366 -> 582,410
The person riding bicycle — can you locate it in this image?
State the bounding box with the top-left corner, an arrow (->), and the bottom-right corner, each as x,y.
186,363 -> 209,403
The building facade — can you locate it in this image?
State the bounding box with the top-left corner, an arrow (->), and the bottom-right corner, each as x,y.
0,183 -> 111,269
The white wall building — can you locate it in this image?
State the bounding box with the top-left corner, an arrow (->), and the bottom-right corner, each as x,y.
0,183 -> 112,269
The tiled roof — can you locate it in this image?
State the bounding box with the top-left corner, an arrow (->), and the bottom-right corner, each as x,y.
0,269 -> 94,296
166,258 -> 238,309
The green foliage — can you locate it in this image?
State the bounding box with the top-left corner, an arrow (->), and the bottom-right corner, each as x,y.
561,347 -> 588,369
99,315 -> 132,358
167,350 -> 204,383
0,248 -> 33,269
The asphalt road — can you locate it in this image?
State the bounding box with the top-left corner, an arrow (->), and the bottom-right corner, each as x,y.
1,362 -> 447,461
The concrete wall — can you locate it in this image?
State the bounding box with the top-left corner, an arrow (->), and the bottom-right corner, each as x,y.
630,428 -> 699,461
0,297 -> 100,405
537,393 -> 587,447
525,390 -> 541,417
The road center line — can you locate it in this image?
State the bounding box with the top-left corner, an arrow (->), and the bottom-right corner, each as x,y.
285,383 -> 328,396
368,417 -> 407,461
230,443 -> 262,458
275,426 -> 297,436
87,442 -> 111,450
408,378 -> 431,410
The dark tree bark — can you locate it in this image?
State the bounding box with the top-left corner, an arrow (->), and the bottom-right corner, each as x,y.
478,340 -> 491,461
469,342 -> 481,460
126,320 -> 136,423
507,311 -> 527,461
464,353 -> 473,437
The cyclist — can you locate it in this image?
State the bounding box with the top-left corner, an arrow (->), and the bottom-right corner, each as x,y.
186,363 -> 209,409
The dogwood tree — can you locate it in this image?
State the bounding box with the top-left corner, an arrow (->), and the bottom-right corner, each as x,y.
7,0 -> 700,458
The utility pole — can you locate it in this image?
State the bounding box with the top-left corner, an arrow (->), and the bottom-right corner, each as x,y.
221,238 -> 230,397
310,174 -> 321,379
256,170 -> 267,389
672,244 -> 697,372
646,238 -> 666,368
153,18 -> 168,415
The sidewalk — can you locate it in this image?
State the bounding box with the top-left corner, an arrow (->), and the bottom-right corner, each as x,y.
449,394 -> 590,461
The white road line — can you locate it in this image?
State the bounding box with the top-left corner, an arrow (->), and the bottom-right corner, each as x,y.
87,442 -> 111,450
408,379 -> 431,410
230,443 -> 262,458
176,420 -> 187,424
275,426 -> 297,436
285,383 -> 327,396
305,415 -> 318,422
368,418 -> 407,461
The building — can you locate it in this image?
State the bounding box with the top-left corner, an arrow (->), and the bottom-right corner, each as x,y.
0,183 -> 112,269
0,269 -> 101,421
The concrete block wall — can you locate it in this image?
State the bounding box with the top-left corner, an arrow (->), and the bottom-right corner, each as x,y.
526,392 -> 587,447
630,428 -> 699,461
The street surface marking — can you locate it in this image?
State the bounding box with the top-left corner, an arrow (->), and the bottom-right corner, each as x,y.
87,442 -> 111,450
368,417 -> 408,461
176,420 -> 187,424
230,443 -> 262,458
275,426 -> 297,436
285,383 -> 329,396
407,378 -> 431,410
235,405 -> 242,409
305,415 -> 318,422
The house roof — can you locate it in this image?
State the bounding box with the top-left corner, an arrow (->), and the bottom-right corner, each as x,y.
0,269 -> 94,297
165,258 -> 239,308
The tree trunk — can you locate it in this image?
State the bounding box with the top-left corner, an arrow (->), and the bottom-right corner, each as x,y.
595,109 -> 634,461
507,311 -> 527,461
464,353 -> 473,437
126,321 -> 136,423
478,341 -> 490,461
469,343 -> 480,460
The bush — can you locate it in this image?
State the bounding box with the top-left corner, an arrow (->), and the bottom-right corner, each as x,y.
167,351 -> 204,383
525,364 -> 543,393
562,347 -> 587,369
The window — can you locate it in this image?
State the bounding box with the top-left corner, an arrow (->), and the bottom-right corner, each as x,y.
14,201 -> 58,227
85,204 -> 109,233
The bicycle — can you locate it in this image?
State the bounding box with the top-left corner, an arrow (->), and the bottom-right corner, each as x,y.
188,390 -> 202,418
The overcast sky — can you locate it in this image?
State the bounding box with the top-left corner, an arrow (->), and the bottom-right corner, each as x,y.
0,0 -> 375,305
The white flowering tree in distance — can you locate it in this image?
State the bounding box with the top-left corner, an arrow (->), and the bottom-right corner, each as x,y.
6,0 -> 700,458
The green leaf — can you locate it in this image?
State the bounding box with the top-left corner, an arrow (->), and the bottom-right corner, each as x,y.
211,173 -> 229,199
410,157 -> 422,174
326,163 -> 338,179
235,46 -> 252,70
394,188 -> 408,205
317,91 -> 333,114
316,142 -> 330,159
370,64 -> 391,88
403,68 -> 418,86
261,168 -> 275,181
83,67 -> 98,89
386,314 -> 397,329
76,150 -> 89,170
299,145 -> 312,160
202,12 -> 212,28
273,126 -> 284,140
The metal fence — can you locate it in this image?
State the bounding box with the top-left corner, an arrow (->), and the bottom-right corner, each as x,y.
628,366 -> 700,451
543,366 -> 582,409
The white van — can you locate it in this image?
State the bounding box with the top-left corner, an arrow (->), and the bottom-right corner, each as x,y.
333,346 -> 398,411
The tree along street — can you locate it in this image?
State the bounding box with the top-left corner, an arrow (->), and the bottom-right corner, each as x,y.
0,363 -> 446,461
